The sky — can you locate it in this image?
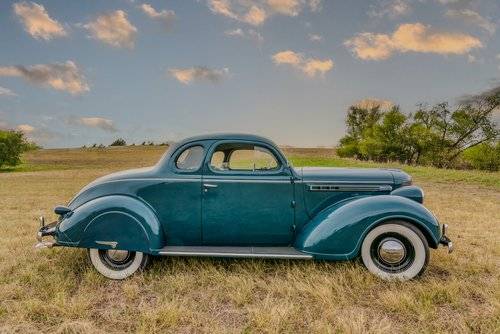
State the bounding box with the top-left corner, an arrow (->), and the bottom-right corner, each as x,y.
0,0 -> 499,148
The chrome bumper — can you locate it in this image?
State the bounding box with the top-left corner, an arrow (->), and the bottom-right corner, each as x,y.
439,224 -> 453,253
35,216 -> 58,249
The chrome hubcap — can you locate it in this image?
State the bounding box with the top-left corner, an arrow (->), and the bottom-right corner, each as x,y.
105,249 -> 130,263
378,238 -> 406,264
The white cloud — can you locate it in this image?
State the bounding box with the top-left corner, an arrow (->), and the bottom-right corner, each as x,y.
84,10 -> 137,48
345,23 -> 482,60
13,1 -> 67,40
308,0 -> 322,12
0,86 -> 17,97
368,0 -> 411,18
77,117 -> 117,132
140,3 -> 176,30
16,124 -> 35,134
309,33 -> 323,42
445,9 -> 496,35
207,0 -> 321,26
267,0 -> 302,16
467,54 -> 476,63
168,66 -> 230,85
0,61 -> 89,94
225,28 -> 263,43
272,50 -> 333,77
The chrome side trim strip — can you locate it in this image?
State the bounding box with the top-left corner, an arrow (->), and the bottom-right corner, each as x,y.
308,184 -> 392,192
158,247 -> 313,259
159,251 -> 312,259
95,241 -> 118,248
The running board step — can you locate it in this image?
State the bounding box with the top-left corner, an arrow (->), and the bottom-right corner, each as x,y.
158,246 -> 313,259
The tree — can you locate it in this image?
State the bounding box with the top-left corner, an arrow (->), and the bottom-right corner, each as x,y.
462,141 -> 500,171
110,138 -> 126,146
0,130 -> 28,169
413,87 -> 499,167
337,85 -> 500,169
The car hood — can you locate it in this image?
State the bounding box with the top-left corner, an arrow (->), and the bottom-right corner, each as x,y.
297,167 -> 405,184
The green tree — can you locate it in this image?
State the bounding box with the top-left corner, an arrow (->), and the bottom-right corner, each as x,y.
0,130 -> 28,169
110,138 -> 126,146
462,141 -> 500,171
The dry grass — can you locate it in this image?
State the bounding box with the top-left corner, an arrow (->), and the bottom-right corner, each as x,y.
0,146 -> 499,333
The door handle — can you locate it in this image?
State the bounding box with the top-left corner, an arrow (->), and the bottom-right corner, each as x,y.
203,183 -> 218,192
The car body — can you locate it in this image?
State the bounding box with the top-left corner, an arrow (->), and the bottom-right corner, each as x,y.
36,133 -> 453,280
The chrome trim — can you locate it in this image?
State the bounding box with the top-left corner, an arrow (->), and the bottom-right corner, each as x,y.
203,183 -> 218,188
158,246 -> 313,259
439,224 -> 453,253
378,238 -> 406,264
95,241 -> 118,248
308,184 -> 392,192
159,251 -> 312,259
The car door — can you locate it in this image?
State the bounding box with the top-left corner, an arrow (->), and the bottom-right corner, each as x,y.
201,141 -> 295,246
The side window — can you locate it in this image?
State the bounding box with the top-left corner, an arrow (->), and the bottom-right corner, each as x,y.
175,145 -> 204,171
210,143 -> 279,172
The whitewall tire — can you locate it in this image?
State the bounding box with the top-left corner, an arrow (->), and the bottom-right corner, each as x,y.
88,248 -> 149,280
361,221 -> 429,281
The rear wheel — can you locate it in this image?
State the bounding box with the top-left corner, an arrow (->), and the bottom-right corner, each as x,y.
361,221 -> 429,280
88,248 -> 149,280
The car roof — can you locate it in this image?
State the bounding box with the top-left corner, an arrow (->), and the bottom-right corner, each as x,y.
176,133 -> 277,147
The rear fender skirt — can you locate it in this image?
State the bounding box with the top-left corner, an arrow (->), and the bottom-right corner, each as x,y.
294,195 -> 440,260
56,195 -> 164,253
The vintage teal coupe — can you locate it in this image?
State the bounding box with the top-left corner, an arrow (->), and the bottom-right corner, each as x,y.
36,133 -> 452,280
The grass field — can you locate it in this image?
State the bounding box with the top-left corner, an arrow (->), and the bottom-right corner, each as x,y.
0,146 -> 499,333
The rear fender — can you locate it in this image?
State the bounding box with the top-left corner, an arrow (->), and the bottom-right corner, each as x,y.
294,195 -> 440,260
56,195 -> 164,253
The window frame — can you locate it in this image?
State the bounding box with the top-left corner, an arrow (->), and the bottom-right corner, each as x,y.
171,143 -> 206,174
205,140 -> 287,176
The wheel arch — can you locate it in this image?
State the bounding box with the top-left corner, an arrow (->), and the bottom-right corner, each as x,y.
56,195 -> 165,253
294,195 -> 441,260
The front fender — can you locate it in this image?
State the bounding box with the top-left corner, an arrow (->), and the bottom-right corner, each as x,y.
56,195 -> 164,253
294,195 -> 440,260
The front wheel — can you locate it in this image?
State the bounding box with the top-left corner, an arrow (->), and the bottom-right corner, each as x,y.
361,221 -> 429,281
88,248 -> 149,280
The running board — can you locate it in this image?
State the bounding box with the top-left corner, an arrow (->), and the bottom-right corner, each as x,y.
158,246 -> 313,259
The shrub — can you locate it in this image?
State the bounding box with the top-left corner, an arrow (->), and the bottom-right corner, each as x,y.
0,130 -> 28,169
110,138 -> 126,146
462,142 -> 500,171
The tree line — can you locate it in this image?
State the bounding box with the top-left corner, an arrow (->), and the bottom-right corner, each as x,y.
337,86 -> 500,171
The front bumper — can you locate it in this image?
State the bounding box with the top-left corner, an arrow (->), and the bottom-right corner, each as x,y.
439,224 -> 453,253
35,216 -> 58,249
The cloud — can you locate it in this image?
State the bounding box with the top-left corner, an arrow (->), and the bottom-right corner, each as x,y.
16,124 -> 35,134
14,123 -> 57,142
368,0 -> 411,18
272,50 -> 333,77
308,0 -> 322,12
0,61 -> 89,94
352,98 -> 395,111
445,9 -> 496,35
140,3 -> 176,30
345,23 -> 482,60
84,10 -> 137,48
207,0 -> 321,26
225,28 -> 263,43
267,0 -> 302,16
13,1 -> 67,40
168,66 -> 230,84
75,117 -> 118,132
309,33 -> 323,42
0,86 -> 17,97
